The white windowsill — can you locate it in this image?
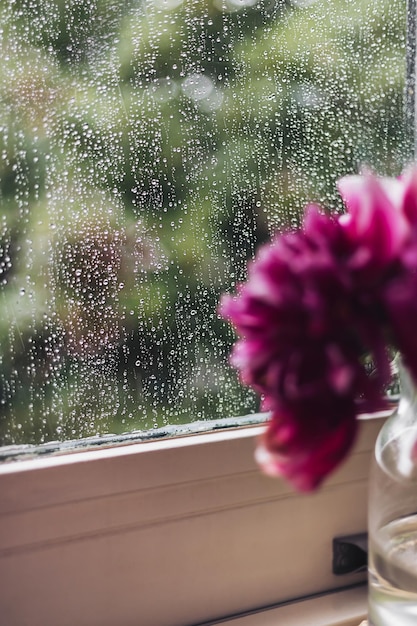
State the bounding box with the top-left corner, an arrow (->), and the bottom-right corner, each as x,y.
206,585 -> 367,626
0,413 -> 387,626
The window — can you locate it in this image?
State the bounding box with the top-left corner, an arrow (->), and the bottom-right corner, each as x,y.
0,0 -> 408,447
0,0 -> 411,623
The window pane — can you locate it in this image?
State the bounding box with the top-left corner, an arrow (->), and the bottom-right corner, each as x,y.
0,0 -> 408,445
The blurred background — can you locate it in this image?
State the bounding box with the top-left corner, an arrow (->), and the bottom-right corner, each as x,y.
0,0 -> 408,445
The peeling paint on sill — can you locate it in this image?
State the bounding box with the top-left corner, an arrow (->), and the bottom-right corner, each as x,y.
0,412 -> 268,463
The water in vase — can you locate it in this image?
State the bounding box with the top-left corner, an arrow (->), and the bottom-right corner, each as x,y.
369,514 -> 417,626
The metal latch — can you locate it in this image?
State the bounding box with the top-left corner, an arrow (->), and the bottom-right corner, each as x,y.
332,533 -> 368,575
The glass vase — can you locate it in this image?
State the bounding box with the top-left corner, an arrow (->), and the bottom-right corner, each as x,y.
368,360 -> 417,625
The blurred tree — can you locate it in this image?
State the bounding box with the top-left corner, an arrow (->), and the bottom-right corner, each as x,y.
0,0 -> 407,444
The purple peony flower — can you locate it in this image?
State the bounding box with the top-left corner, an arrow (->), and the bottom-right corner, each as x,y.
220,168 -> 417,491
220,206 -> 379,490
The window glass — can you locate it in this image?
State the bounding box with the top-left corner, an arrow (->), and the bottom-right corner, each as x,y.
0,0 -> 407,446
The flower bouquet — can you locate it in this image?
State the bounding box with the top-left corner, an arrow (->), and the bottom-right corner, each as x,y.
220,169 -> 417,491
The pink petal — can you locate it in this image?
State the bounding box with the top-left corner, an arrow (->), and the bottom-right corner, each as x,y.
401,166 -> 417,225
337,173 -> 409,263
256,409 -> 358,492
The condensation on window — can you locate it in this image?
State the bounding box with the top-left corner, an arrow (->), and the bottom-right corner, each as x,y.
0,0 -> 408,446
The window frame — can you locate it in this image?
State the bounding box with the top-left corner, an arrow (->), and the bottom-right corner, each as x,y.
1,0 -> 410,621
0,410 -> 388,626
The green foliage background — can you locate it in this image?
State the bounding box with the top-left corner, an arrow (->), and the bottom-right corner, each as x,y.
0,0 -> 408,444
